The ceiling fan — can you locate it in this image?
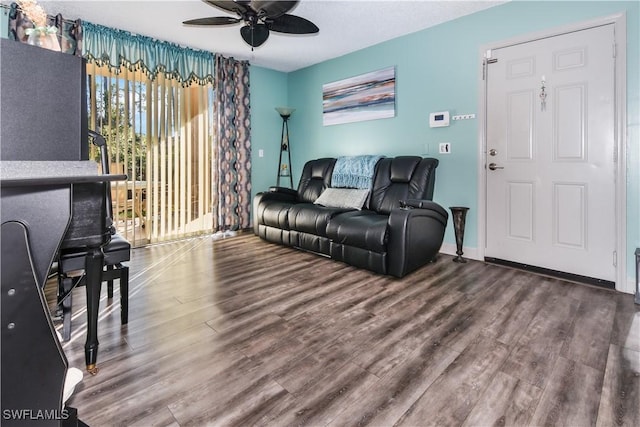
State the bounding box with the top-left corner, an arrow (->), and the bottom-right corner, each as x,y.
183,1 -> 319,49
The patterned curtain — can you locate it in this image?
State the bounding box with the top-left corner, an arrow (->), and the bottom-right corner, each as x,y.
214,55 -> 252,232
7,2 -> 82,56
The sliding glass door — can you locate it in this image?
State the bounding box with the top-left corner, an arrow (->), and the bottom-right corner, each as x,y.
87,63 -> 215,247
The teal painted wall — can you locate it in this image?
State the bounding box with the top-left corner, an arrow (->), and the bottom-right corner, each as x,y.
250,65 -> 288,200
1,6 -> 8,38
277,0 -> 639,281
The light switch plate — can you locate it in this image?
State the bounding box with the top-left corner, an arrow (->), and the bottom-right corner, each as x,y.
439,143 -> 451,154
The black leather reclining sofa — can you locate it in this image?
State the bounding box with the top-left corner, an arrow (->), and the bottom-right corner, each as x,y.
253,156 -> 448,277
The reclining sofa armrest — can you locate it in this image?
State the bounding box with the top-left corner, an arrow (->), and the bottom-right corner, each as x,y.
386,202 -> 449,277
269,186 -> 298,197
252,188 -> 299,235
400,199 -> 441,210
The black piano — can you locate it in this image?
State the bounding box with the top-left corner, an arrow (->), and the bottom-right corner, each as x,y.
0,39 -> 125,426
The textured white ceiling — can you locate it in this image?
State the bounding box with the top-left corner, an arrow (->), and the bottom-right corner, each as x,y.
35,0 -> 506,72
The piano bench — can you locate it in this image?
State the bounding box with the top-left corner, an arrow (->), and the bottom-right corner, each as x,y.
57,233 -> 131,342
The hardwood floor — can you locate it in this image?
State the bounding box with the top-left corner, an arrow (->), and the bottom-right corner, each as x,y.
59,233 -> 640,426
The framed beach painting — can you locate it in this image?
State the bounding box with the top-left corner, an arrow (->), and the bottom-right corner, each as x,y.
322,66 -> 396,126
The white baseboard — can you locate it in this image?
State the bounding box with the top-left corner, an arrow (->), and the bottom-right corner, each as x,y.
619,276 -> 637,295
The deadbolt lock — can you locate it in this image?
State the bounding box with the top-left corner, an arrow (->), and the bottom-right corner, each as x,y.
489,149 -> 497,156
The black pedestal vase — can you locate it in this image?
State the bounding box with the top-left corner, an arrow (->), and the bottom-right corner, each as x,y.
450,207 -> 469,263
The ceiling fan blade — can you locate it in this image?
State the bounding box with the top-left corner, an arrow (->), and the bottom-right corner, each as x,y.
204,1 -> 250,15
240,23 -> 270,47
251,1 -> 298,18
183,16 -> 241,26
269,14 -> 319,34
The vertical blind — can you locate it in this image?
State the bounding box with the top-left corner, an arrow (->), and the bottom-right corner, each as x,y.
87,63 -> 215,247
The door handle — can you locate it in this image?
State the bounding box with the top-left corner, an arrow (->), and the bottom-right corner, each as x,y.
488,163 -> 504,171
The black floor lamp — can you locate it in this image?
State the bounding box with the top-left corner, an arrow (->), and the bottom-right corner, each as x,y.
276,107 -> 295,188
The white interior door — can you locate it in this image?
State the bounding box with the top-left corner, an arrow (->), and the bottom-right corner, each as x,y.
485,24 -> 616,282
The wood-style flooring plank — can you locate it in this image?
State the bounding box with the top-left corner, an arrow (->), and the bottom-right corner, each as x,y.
123,301 -> 231,350
561,285 -> 618,371
327,339 -> 459,427
355,264 -> 513,377
54,233 -> 640,427
167,368 -> 289,426
394,334 -> 511,426
429,267 -> 524,353
75,336 -> 249,425
462,371 -> 542,427
530,356 -> 604,426
499,289 -> 581,388
128,407 -> 180,427
348,279 -> 466,378
270,335 -> 359,396
610,291 -> 640,352
596,344 -> 640,427
357,260 -> 472,315
483,278 -> 553,347
264,361 -> 380,427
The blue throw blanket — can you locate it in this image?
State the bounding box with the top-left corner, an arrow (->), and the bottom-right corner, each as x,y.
331,155 -> 383,189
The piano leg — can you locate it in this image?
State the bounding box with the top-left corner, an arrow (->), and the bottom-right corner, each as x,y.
84,246 -> 104,375
60,276 -> 74,342
120,265 -> 129,325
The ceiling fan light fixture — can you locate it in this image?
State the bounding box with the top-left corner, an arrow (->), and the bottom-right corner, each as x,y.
240,23 -> 269,48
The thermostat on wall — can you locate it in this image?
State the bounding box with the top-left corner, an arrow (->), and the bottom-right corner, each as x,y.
429,111 -> 450,128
